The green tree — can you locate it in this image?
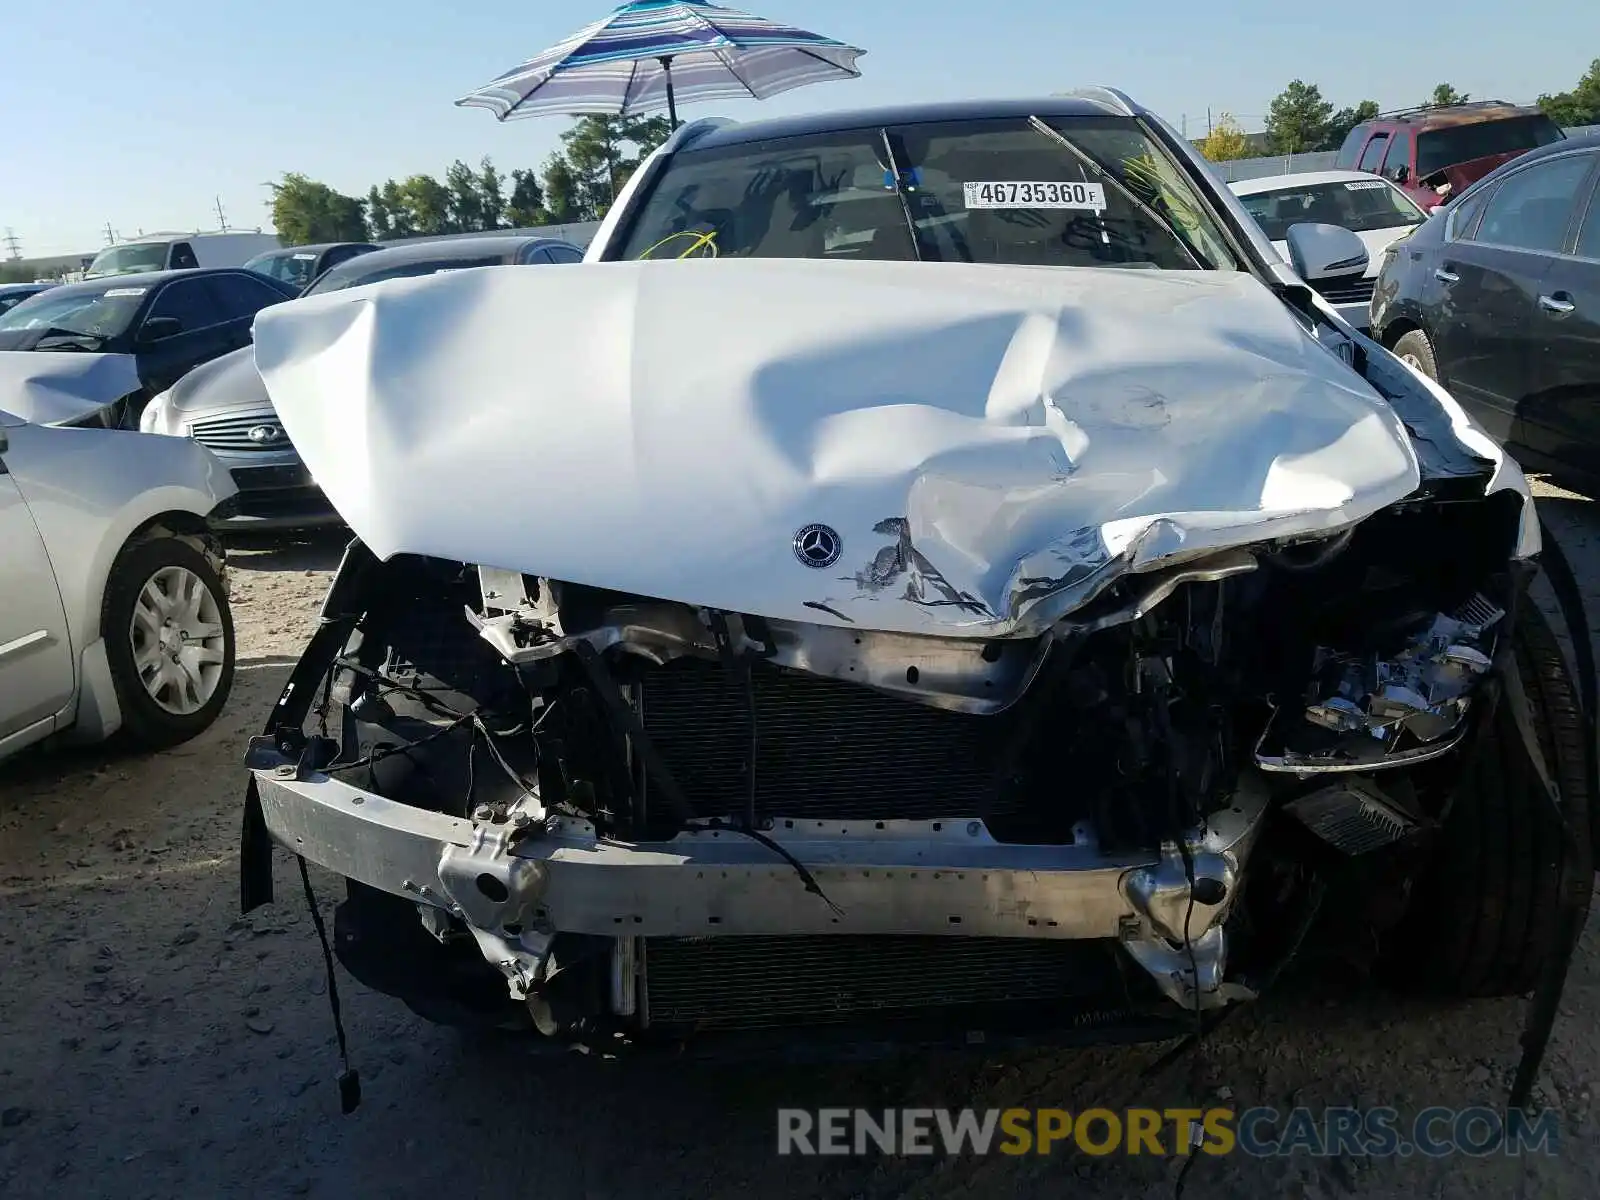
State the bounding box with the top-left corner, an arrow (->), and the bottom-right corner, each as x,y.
446,159 -> 486,231
1321,99 -> 1380,150
378,180 -> 416,240
265,173 -> 369,245
541,153 -> 586,222
1199,113 -> 1252,162
366,184 -> 393,241
506,168 -> 547,227
1265,80 -> 1334,154
556,114 -> 675,217
1538,58 -> 1600,127
478,157 -> 507,230
1430,83 -> 1470,106
397,174 -> 455,235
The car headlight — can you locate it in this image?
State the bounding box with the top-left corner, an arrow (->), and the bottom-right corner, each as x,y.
139,391 -> 172,434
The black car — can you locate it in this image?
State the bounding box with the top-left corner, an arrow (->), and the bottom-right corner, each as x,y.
0,282 -> 54,315
1371,132 -> 1600,483
0,268 -> 299,428
141,234 -> 586,533
244,242 -> 382,292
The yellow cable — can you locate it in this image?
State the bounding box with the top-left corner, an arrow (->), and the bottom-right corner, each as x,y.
636,229 -> 719,260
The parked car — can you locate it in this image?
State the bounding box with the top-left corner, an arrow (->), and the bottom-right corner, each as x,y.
1371,132 -> 1600,483
0,282 -> 55,315
238,92 -> 1588,1067
84,233 -> 284,279
140,235 -> 586,534
0,411 -> 238,763
1230,169 -> 1428,328
0,268 -> 298,430
1333,101 -> 1567,212
243,242 -> 381,291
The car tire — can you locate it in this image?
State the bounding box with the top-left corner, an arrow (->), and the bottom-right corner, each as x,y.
1383,601 -> 1593,997
101,531 -> 235,750
1391,329 -> 1440,382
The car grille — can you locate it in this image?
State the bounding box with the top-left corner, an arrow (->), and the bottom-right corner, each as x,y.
637,657 -> 1022,822
1312,275 -> 1376,305
189,413 -> 294,453
642,935 -> 1129,1031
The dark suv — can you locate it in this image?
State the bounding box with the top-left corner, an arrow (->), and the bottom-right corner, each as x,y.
1334,101 -> 1566,212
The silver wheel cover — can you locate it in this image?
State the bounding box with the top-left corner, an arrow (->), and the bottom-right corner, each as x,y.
128,565 -> 227,715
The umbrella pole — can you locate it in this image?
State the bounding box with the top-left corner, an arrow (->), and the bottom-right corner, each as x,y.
658,55 -> 679,128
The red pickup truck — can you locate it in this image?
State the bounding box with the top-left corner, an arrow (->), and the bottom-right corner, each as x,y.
1333,101 -> 1567,210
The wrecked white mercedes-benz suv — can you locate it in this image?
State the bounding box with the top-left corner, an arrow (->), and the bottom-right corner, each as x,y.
240,91 -> 1593,1074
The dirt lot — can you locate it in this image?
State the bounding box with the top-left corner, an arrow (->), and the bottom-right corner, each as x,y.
5,489 -> 1600,1200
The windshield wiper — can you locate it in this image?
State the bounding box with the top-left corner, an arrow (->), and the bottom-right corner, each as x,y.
879,128 -> 925,262
1025,116 -> 1207,270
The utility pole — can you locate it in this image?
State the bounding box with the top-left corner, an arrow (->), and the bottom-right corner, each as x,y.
1207,108 -> 1213,137
2,228 -> 20,260
104,222 -> 117,244
214,195 -> 229,231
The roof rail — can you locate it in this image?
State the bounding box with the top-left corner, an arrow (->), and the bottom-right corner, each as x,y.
1376,99 -> 1518,120
1063,86 -> 1138,117
664,115 -> 734,153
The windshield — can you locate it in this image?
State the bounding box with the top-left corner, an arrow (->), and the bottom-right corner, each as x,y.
1416,115 -> 1566,177
246,249 -> 323,290
0,289 -> 43,316
0,284 -> 147,350
1238,179 -> 1426,241
303,254 -> 506,295
85,243 -> 168,277
614,116 -> 1240,270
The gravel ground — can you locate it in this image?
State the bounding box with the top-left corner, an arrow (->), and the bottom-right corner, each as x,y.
4,490 -> 1600,1200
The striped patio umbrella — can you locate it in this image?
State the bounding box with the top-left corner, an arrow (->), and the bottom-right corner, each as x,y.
455,0 -> 866,128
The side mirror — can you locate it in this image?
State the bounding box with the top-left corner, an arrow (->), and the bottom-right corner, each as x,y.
139,316 -> 183,343
1389,164 -> 1410,185
1284,223 -> 1370,282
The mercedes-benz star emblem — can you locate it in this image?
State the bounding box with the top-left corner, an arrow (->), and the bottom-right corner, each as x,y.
247,424 -> 284,445
792,523 -> 842,569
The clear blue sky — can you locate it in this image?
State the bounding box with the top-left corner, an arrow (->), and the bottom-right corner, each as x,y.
3,0 -> 1596,255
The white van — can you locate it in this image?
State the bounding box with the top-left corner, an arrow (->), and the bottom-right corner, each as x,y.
84,232 -> 282,279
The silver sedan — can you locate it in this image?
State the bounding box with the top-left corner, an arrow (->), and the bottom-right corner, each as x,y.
0,410 -> 238,762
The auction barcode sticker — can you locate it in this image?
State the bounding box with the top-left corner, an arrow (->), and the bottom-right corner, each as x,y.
963,181 -> 1106,210
1344,180 -> 1389,190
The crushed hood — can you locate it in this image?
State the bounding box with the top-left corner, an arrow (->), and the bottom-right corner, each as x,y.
251,258 -> 1423,638
0,350 -> 141,426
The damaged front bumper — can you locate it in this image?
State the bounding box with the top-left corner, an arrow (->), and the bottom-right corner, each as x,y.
249,746 -> 1270,1018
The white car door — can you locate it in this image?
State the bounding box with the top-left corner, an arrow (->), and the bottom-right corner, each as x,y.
0,425 -> 74,742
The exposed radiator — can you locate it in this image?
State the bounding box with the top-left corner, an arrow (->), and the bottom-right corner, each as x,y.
642,936 -> 1125,1031
637,658 -> 1022,821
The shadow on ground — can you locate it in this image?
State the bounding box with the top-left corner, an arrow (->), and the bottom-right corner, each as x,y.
224,528 -> 350,573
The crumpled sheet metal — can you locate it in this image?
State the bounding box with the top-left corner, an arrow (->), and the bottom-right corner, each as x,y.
0,350 -> 142,426
252,257 -> 1424,638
